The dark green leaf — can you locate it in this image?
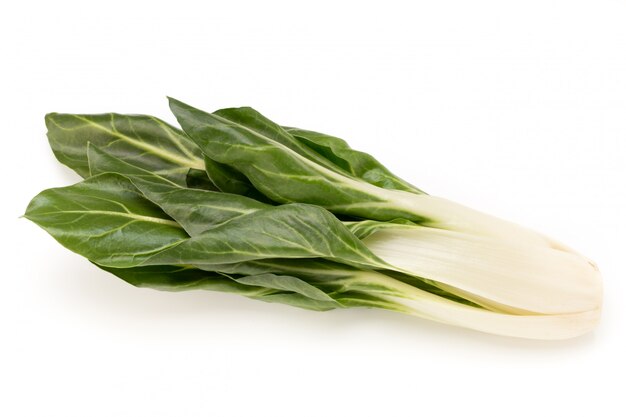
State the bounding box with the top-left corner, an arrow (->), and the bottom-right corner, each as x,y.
24,173 -> 188,266
26,167 -> 387,272
46,112 -> 204,184
186,168 -> 220,191
345,218 -> 418,239
203,156 -> 252,194
98,264 -> 342,311
169,98 -> 429,222
236,273 -> 335,302
202,156 -> 274,203
213,107 -> 345,172
202,258 -> 361,280
98,264 -> 266,294
148,203 -> 388,270
252,292 -> 340,311
285,127 -> 423,194
87,145 -> 268,235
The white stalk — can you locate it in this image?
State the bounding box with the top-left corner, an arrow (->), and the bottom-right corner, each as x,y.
382,191 -> 555,248
352,271 -> 600,340
389,294 -> 601,340
362,226 -> 603,315
282,139 -> 557,248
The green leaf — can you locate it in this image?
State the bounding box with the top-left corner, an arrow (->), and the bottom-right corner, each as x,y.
202,156 -> 274,203
24,173 -> 188,266
252,292 -> 340,311
236,273 -> 335,302
214,108 -> 422,193
23,164 -> 486,313
186,168 -> 220,191
201,258 -> 361,280
203,156 -> 252,194
46,112 -> 204,184
173,101 -> 551,244
215,107 -> 424,194
285,127 -> 423,194
169,99 -> 377,206
168,98 -> 429,223
98,264 -> 266,294
213,107 -> 346,172
331,291 -> 409,312
26,164 -> 386,272
148,203 -> 388,270
344,218 -> 418,239
87,145 -> 268,235
98,265 -> 342,311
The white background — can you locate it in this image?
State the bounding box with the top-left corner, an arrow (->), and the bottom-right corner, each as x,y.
2,1 -> 625,416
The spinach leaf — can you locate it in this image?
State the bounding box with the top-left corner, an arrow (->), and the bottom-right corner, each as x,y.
98,264 -> 262,293
169,98 -> 429,223
147,203 -> 387,270
87,145 -> 268,235
26,169 -> 387,271
236,273 -> 335,302
24,173 -> 188,266
284,127 -> 423,194
46,112 -> 204,184
215,107 -> 423,193
185,168 -> 219,191
98,265 -> 341,311
203,156 -> 252,194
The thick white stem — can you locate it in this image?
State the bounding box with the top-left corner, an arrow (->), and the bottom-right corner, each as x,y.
383,191 -> 554,248
362,226 -> 603,315
390,294 -> 601,340
351,271 -> 600,340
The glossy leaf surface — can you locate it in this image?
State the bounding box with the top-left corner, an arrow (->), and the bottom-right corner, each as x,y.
285,127 -> 423,193
99,265 -> 341,311
236,273 -> 336,302
185,168 -> 219,191
26,166 -> 387,271
169,98 -> 421,220
46,112 -> 204,184
148,203 -> 387,269
25,173 -> 188,266
87,145 -> 267,235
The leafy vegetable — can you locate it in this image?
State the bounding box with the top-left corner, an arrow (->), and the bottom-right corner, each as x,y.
24,98 -> 603,340
25,173 -> 188,266
169,98 -> 552,246
46,112 -> 204,184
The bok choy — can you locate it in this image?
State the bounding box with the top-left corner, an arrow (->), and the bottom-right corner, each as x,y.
25,98 -> 602,340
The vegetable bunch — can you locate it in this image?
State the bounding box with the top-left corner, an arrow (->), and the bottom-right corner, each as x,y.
25,98 -> 602,339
